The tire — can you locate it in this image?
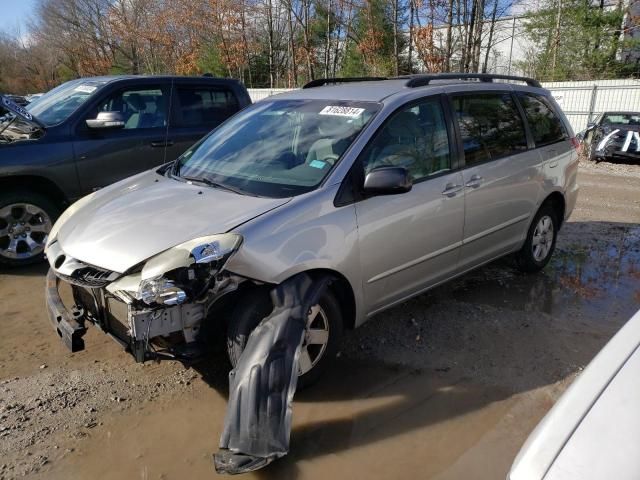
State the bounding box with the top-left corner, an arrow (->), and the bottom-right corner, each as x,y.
226,285 -> 343,390
515,204 -> 558,273
0,189 -> 60,267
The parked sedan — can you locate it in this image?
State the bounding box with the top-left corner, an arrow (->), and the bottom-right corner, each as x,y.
582,111 -> 640,163
509,308 -> 640,480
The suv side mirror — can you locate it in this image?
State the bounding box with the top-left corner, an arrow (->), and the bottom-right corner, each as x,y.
86,111 -> 125,130
363,166 -> 412,196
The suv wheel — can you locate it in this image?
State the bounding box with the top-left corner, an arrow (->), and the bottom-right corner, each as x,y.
0,190 -> 59,267
226,286 -> 343,389
515,205 -> 558,273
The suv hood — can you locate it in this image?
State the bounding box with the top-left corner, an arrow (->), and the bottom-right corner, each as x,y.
51,171 -> 291,273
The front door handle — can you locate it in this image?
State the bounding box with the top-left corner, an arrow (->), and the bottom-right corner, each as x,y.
442,183 -> 463,197
465,175 -> 483,189
150,140 -> 174,148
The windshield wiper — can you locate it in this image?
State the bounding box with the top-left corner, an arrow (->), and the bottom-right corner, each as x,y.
180,175 -> 253,196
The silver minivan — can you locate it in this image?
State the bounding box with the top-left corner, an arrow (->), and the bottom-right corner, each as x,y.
45,74 -> 579,387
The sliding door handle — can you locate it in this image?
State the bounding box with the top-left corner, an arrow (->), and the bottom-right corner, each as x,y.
442,183 -> 463,197
465,175 -> 483,188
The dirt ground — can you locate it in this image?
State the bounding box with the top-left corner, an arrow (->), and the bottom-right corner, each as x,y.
1,161 -> 639,480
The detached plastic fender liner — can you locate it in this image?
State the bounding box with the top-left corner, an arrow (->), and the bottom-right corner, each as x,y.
214,273 -> 330,475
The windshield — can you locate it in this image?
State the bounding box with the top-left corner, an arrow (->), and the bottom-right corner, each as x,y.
601,113 -> 640,126
174,99 -> 379,198
26,79 -> 107,126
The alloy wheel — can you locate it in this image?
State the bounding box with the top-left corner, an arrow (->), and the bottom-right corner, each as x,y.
0,203 -> 52,261
532,215 -> 554,262
298,304 -> 330,376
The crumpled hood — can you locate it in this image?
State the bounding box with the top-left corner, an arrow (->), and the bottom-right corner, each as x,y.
51,170 -> 290,273
595,125 -> 640,155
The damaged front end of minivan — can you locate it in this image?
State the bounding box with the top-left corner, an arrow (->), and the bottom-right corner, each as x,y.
45,233 -> 248,363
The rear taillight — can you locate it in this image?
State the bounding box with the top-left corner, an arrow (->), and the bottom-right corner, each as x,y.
570,137 -> 580,149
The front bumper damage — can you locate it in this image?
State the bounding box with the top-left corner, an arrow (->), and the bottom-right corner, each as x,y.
46,261 -> 328,474
46,268 -> 87,352
594,127 -> 640,161
45,266 -> 237,363
44,233 -> 246,362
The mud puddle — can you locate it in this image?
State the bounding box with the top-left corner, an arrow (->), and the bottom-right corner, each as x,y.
31,361 -> 527,480
452,223 -> 640,322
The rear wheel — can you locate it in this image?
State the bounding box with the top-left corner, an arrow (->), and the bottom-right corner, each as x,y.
515,204 -> 558,273
0,190 -> 59,267
226,286 -> 343,389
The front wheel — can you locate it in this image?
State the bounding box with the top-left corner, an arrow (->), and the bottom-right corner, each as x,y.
226,286 -> 343,389
0,190 -> 59,267
515,205 -> 558,273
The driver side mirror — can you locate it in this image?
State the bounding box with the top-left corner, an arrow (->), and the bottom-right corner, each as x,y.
86,111 -> 125,130
363,166 -> 412,196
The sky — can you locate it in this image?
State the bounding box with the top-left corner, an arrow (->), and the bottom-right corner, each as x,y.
0,0 -> 37,34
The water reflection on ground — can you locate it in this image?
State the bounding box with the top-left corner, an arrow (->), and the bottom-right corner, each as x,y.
452,223 -> 640,321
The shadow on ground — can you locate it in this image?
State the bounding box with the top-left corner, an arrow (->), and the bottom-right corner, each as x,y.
0,261 -> 48,277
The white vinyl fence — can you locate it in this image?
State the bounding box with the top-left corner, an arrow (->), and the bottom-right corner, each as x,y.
249,78 -> 640,133
247,88 -> 292,102
542,79 -> 640,133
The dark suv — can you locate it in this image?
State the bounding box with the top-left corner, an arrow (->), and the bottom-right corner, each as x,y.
0,75 -> 251,266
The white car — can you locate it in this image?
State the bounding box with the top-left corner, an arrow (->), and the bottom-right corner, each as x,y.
509,308 -> 640,480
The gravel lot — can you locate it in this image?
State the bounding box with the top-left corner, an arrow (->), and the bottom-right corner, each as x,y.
1,161 -> 639,480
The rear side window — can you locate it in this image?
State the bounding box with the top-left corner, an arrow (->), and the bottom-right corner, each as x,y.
452,93 -> 528,165
518,93 -> 567,146
176,86 -> 239,128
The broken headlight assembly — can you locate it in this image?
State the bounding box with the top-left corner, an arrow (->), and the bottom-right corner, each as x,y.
107,234 -> 243,306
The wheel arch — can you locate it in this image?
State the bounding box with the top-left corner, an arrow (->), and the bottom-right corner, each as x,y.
304,268 -> 357,331
0,175 -> 69,209
540,191 -> 566,228
217,268 -> 358,332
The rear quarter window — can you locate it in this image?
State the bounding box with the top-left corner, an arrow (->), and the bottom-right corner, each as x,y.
517,93 -> 568,146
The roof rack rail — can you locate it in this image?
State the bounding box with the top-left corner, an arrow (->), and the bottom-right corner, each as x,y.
402,73 -> 541,88
302,77 -> 388,89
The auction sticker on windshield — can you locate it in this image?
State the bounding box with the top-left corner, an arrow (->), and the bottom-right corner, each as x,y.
319,106 -> 365,117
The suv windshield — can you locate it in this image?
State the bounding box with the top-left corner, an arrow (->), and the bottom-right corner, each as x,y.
601,113 -> 640,125
27,79 -> 106,126
174,99 -> 379,198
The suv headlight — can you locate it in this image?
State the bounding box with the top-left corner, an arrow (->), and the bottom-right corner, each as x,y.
107,234 -> 242,306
